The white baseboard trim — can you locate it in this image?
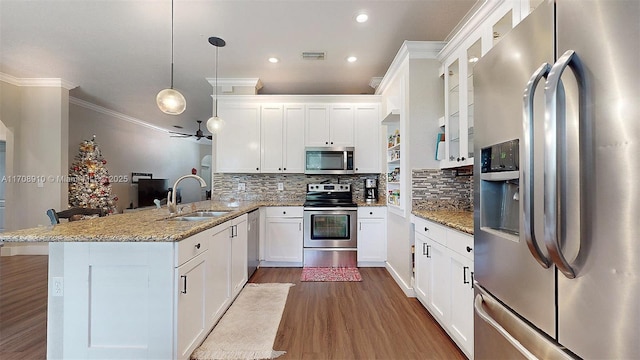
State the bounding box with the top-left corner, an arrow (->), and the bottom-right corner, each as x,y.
385,261 -> 415,297
0,243 -> 49,256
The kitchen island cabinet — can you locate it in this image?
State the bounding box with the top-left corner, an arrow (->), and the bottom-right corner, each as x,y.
46,217 -> 247,360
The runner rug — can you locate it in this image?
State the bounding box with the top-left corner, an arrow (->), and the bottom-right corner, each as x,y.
191,283 -> 294,360
300,267 -> 362,282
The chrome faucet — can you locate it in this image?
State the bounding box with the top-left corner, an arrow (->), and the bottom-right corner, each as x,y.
167,174 -> 207,214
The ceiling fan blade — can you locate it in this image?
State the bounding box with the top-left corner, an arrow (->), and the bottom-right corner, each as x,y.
170,134 -> 192,138
169,130 -> 191,136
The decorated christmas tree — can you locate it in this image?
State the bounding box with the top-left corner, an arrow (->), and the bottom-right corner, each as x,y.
68,136 -> 118,214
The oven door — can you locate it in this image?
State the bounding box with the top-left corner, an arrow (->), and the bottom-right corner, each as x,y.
303,208 -> 357,248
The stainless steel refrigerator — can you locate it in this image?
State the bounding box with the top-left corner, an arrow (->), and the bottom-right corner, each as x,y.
473,0 -> 639,359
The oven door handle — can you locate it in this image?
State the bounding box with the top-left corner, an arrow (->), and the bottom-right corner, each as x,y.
303,207 -> 357,212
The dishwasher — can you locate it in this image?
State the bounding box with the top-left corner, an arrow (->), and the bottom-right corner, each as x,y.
247,210 -> 259,278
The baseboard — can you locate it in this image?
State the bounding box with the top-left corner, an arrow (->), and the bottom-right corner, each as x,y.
357,261 -> 386,267
259,261 -> 302,268
0,243 -> 49,256
385,261 -> 415,297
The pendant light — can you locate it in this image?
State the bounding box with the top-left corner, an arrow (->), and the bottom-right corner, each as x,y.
206,36 -> 226,134
156,0 -> 186,115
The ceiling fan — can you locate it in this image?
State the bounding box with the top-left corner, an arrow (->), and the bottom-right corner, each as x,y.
169,120 -> 212,140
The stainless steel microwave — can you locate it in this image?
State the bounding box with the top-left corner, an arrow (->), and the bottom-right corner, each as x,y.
304,147 -> 354,175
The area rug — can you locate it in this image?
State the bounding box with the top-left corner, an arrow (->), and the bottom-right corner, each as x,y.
300,267 -> 362,282
191,283 -> 294,360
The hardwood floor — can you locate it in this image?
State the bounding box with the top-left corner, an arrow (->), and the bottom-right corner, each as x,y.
250,267 -> 466,360
0,256 -> 466,360
0,255 -> 48,360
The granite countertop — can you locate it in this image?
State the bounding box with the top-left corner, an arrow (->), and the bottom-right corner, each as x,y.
0,200 -> 303,243
411,209 -> 474,235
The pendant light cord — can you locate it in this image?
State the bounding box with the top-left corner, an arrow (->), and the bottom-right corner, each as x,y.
214,45 -> 218,117
170,0 -> 175,89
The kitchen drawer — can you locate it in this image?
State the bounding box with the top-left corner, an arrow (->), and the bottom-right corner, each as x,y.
357,207 -> 386,219
414,218 -> 447,246
176,230 -> 210,267
265,206 -> 303,218
448,229 -> 474,261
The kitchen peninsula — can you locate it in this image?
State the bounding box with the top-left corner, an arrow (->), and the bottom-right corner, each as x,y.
0,200 -> 300,360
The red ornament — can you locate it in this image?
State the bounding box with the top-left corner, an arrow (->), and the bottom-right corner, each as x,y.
191,168 -> 197,175
102,159 -> 107,164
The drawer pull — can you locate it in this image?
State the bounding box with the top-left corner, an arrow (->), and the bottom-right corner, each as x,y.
283,211 -> 286,214
424,227 -> 429,232
463,266 -> 470,284
195,243 -> 201,249
466,246 -> 472,253
369,211 -> 373,215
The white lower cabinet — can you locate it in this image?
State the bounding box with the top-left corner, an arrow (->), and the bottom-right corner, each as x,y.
357,207 -> 387,266
412,216 -> 474,358
230,216 -> 248,298
262,207 -> 303,266
177,251 -> 207,359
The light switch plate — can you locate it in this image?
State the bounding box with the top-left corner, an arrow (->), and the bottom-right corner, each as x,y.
238,183 -> 245,191
277,183 -> 284,191
53,277 -> 63,296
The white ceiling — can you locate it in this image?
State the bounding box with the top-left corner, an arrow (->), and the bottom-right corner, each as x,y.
0,0 -> 477,135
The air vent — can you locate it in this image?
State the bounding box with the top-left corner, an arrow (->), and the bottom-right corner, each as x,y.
302,51 -> 326,60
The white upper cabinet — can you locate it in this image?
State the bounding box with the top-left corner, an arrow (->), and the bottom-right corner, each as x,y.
437,1 -> 529,169
282,105 -> 305,173
354,104 -> 381,173
305,104 -> 355,147
260,104 -> 305,173
260,105 -> 284,173
329,105 -> 355,147
305,105 -> 331,146
216,103 -> 261,173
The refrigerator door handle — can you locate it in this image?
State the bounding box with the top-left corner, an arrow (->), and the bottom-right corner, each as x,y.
474,292 -> 538,360
544,50 -> 584,279
522,62 -> 552,269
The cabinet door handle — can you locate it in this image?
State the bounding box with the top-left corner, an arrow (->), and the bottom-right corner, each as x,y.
299,223 -> 301,231
466,246 -> 472,253
471,272 -> 475,289
283,167 -> 287,171
359,222 -> 362,231
330,141 -> 334,144
463,266 -> 470,284
424,227 -> 429,232
283,211 -> 286,214
423,243 -> 431,257
278,168 -> 281,171
195,243 -> 201,249
181,275 -> 187,294
325,141 -> 329,145
256,167 -> 259,171
369,211 -> 373,215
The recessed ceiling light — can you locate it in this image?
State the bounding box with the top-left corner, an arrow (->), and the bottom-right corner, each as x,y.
347,56 -> 358,63
356,13 -> 368,23
268,57 -> 279,63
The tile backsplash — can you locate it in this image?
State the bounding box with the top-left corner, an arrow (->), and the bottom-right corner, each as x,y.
212,173 -> 384,202
412,168 -> 473,211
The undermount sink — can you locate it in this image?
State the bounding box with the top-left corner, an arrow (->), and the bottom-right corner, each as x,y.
167,210 -> 231,221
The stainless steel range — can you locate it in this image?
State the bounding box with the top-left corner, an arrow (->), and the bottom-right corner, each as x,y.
303,183 -> 357,267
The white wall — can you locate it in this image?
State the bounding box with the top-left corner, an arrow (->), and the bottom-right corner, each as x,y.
69,103 -> 210,212
0,81 -> 69,231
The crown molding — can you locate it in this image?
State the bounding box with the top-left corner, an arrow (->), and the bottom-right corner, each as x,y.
206,78 -> 263,93
437,0 -> 506,61
369,77 -> 383,89
0,72 -> 77,90
375,41 -> 446,95
215,94 -> 382,104
69,97 -> 168,134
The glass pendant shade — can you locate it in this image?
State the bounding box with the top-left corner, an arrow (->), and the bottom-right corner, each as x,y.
206,116 -> 225,134
156,88 -> 186,115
